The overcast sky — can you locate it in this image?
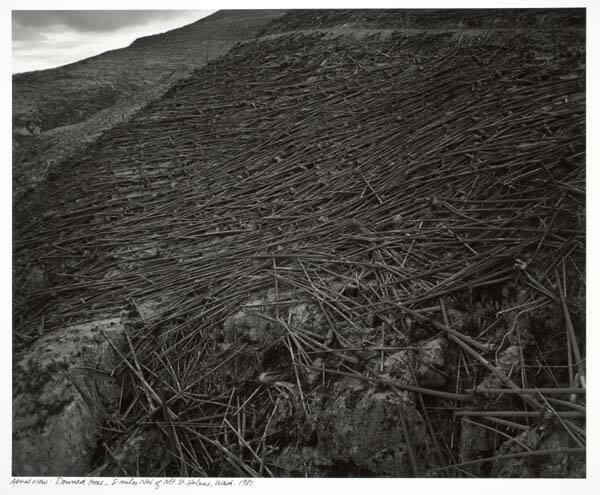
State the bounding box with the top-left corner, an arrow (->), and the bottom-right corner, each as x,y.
12,10 -> 214,74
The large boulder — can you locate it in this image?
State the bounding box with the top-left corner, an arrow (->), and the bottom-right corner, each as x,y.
312,380 -> 434,476
491,425 -> 585,478
12,317 -> 125,476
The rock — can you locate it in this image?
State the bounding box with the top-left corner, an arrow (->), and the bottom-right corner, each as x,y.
381,350 -> 414,384
332,376 -> 368,395
135,295 -> 171,321
377,337 -> 448,388
90,431 -> 165,476
222,294 -> 326,344
12,317 -> 125,476
415,337 -> 448,388
222,305 -> 279,344
491,426 -> 585,478
267,446 -> 333,476
476,345 -> 521,390
312,386 -> 433,476
496,345 -> 521,373
288,302 -> 327,333
459,418 -> 498,471
460,345 -> 524,469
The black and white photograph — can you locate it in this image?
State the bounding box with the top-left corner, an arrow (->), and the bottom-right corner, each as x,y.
7,0 -> 593,485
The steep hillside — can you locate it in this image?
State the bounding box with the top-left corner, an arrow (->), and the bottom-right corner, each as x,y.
12,10 -> 285,206
13,9 -> 585,478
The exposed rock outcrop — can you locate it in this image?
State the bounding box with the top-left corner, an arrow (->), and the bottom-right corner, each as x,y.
491,426 -> 585,478
13,317 -> 125,476
311,380 -> 433,476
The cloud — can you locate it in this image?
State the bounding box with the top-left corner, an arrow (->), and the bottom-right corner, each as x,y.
12,23 -> 48,43
13,10 -> 193,34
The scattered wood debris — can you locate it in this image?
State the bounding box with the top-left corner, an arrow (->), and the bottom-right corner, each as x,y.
13,10 -> 585,477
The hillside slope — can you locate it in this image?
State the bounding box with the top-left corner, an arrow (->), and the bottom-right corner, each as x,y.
13,9 -> 585,477
12,9 -> 285,205
257,8 -> 584,34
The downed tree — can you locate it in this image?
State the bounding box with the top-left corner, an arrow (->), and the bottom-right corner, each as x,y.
14,15 -> 585,477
